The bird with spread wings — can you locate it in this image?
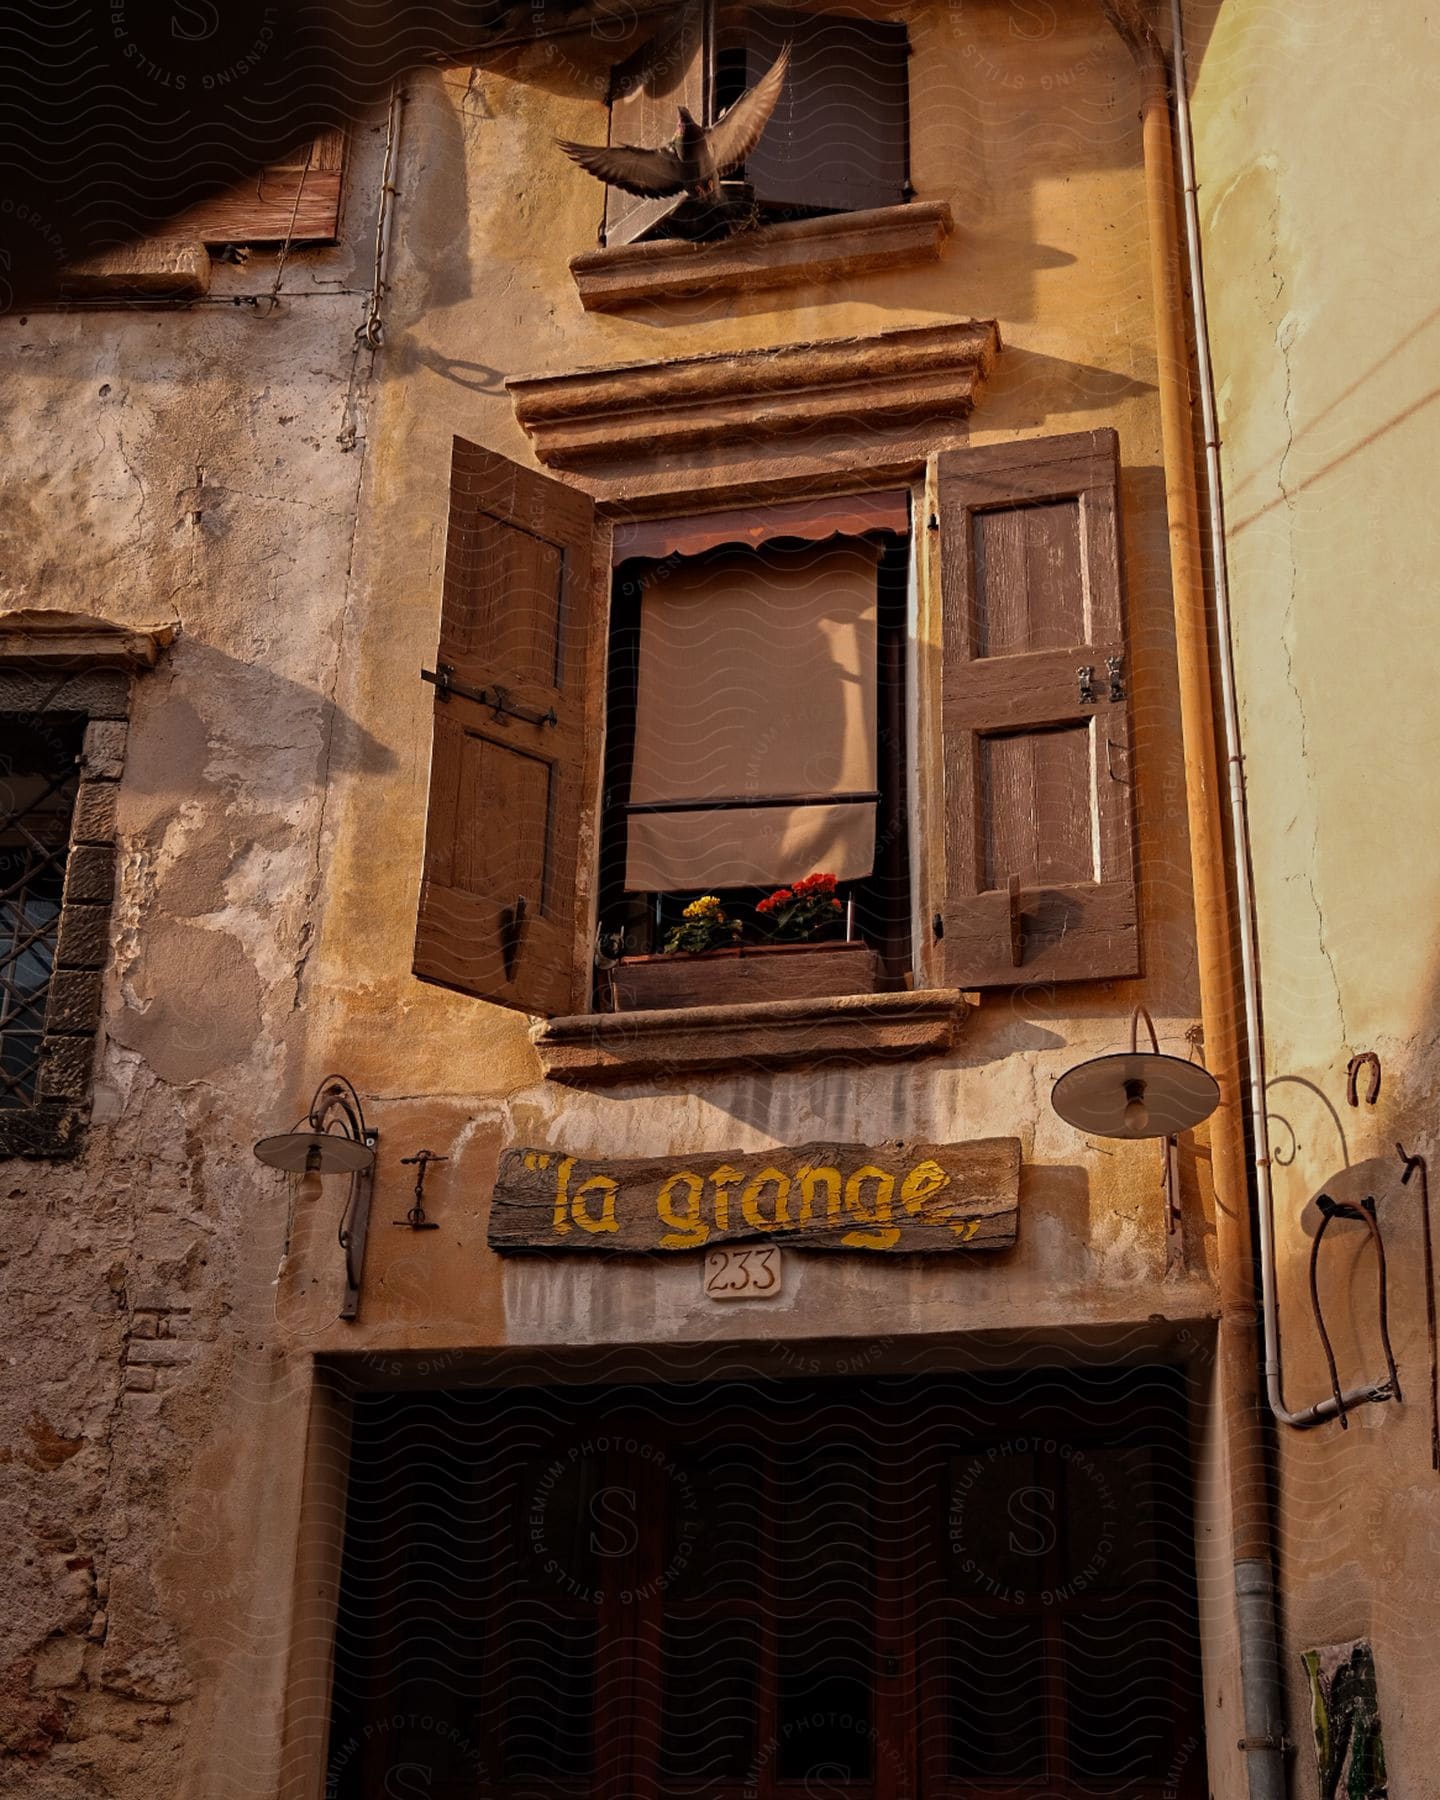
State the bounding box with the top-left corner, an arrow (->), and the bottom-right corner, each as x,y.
557,45 -> 790,204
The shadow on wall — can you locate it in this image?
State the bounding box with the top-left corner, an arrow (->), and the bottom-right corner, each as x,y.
102,639 -> 397,1086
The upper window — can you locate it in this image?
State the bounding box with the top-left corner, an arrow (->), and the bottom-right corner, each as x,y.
601,2 -> 910,248
412,431 -> 1139,1025
596,497 -> 913,1009
170,127 -> 348,248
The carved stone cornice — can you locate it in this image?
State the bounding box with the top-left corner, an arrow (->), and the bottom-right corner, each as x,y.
507,319 -> 1001,470
569,201 -> 954,314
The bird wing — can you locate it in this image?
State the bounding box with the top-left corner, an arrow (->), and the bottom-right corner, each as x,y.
556,138 -> 688,198
704,44 -> 791,176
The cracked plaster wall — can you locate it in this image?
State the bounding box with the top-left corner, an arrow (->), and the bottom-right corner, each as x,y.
0,114 -> 394,1798
1187,0 -> 1440,1790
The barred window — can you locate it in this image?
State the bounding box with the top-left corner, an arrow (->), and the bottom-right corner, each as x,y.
0,714 -> 84,1108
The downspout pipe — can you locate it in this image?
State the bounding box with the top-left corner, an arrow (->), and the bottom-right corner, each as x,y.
1165,0 -> 1394,1433
1099,3 -> 1286,1794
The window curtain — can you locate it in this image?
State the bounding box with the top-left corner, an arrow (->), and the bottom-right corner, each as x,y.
624,538 -> 880,891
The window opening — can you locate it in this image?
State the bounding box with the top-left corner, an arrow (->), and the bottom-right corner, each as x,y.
596,511 -> 912,1008
606,5 -> 911,247
0,715 -> 83,1109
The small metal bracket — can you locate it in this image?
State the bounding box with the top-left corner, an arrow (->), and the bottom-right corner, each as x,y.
338,1129 -> 379,1321
396,1149 -> 447,1230
1107,654 -> 1126,702
1078,664 -> 1097,705
500,895 -> 528,982
1004,873 -> 1024,967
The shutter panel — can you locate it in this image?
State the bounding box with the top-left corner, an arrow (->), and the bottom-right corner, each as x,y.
414,441 -> 596,1017
937,430 -> 1139,987
170,127 -> 346,244
745,10 -> 909,214
603,2 -> 712,247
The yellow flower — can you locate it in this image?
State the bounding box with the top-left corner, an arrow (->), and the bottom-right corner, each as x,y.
683,894 -> 724,921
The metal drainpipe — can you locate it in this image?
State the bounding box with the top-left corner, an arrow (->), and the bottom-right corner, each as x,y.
1166,0 -> 1392,1434
1100,2 -> 1286,1793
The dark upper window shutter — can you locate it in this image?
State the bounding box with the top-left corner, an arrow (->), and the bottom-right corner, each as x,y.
603,2 -> 713,247
936,429 -> 1139,987
169,128 -> 347,244
744,10 -> 909,213
414,441 -> 596,1018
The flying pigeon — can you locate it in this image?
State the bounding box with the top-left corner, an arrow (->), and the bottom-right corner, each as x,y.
558,45 -> 790,203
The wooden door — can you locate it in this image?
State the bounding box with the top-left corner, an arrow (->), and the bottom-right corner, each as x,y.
329,1376 -> 1206,1800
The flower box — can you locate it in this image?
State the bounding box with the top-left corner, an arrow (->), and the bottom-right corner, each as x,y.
608,939 -> 879,1013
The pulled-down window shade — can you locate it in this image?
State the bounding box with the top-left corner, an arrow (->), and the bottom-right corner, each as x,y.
624,539 -> 880,891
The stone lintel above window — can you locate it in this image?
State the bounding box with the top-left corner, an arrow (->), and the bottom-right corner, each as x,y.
535,988 -> 969,1087
570,201 -> 954,314
506,318 -> 1001,471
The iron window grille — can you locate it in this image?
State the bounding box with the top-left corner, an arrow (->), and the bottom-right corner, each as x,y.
0,714 -> 84,1108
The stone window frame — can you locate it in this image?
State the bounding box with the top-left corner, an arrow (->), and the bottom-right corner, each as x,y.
0,613 -> 173,1159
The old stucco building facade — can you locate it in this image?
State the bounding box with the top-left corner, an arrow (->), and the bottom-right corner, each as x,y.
0,2 -> 1434,1797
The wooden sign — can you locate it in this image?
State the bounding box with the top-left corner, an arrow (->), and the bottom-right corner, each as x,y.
490,1138 -> 1020,1255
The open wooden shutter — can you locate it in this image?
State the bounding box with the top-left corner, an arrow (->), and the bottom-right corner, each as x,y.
744,10 -> 909,213
414,441 -> 596,1017
170,127 -> 347,244
603,2 -> 712,247
937,430 -> 1139,987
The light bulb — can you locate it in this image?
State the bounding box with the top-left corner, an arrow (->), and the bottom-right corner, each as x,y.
1122,1079 -> 1149,1135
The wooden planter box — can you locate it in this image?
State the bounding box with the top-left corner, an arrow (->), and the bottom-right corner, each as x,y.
610,939 -> 879,1013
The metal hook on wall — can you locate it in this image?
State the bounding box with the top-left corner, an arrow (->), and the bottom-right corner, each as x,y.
1397,1143 -> 1439,1473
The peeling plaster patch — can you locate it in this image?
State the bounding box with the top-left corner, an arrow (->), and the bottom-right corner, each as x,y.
109,923 -> 262,1084
118,694 -> 210,834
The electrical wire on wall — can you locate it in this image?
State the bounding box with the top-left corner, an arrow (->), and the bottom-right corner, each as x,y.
339,81 -> 405,452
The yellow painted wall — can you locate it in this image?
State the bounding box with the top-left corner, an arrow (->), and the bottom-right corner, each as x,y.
1187,0 -> 1440,1788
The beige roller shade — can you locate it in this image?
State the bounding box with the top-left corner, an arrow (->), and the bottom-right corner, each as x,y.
625,539 -> 880,892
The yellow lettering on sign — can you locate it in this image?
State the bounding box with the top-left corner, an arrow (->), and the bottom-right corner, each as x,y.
741,1168 -> 793,1231
707,1165 -> 743,1232
795,1165 -> 842,1224
657,1171 -> 708,1250
550,1155 -> 574,1236
900,1158 -> 951,1220
571,1173 -> 619,1234
841,1165 -> 900,1250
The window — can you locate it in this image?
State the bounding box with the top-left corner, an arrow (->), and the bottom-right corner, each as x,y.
596,495 -> 913,1009
169,127 -> 348,247
0,613 -> 159,1158
0,709 -> 119,1157
413,430 -> 1138,1024
600,2 -> 910,248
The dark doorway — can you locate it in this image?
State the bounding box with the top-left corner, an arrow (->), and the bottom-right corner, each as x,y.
326,1369 -> 1206,1799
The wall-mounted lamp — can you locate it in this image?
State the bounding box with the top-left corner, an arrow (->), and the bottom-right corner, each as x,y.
1051,1007 -> 1220,1140
254,1074 -> 378,1320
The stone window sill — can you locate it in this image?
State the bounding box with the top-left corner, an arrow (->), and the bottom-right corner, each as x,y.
536,988 -> 968,1087
569,200 -> 953,314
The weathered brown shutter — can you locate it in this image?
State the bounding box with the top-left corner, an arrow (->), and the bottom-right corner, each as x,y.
414,441 -> 596,1017
744,10 -> 909,213
170,127 -> 347,244
603,3 -> 712,247
937,430 -> 1139,987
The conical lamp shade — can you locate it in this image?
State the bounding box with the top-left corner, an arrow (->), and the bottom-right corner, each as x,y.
1051,1051 -> 1219,1140
254,1131 -> 375,1174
